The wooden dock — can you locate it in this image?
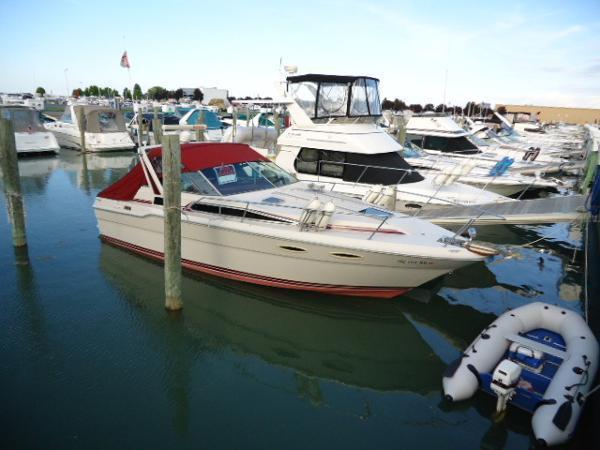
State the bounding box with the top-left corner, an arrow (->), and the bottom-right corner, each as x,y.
419,195 -> 586,226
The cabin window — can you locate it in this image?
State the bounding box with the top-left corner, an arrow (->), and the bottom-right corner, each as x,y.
190,203 -> 292,223
350,78 -> 369,116
317,83 -> 349,118
288,81 -> 318,118
423,136 -> 479,154
344,152 -> 424,185
0,108 -> 45,132
365,79 -> 382,115
295,148 -> 346,179
296,148 -> 320,174
320,150 -> 345,178
97,112 -> 121,132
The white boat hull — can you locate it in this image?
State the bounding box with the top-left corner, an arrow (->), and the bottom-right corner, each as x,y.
14,131 -> 59,154
95,199 -> 479,298
47,124 -> 135,152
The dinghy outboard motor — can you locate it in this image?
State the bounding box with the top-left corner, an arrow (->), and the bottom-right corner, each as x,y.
490,360 -> 522,413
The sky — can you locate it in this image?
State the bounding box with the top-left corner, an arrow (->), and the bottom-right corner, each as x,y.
1,0 -> 599,108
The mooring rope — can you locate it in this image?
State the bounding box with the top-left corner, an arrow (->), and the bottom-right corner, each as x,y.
583,214 -> 590,323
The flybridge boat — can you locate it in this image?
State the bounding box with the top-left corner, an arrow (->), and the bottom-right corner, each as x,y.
0,106 -> 59,154
45,105 -> 135,152
94,142 -> 492,298
274,74 -> 512,210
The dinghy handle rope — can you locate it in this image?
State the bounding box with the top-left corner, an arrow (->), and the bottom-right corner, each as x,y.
564,356 -> 591,391
584,384 -> 600,399
516,219 -> 579,248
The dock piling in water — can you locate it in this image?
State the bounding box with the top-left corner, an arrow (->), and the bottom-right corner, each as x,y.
0,118 -> 28,248
74,107 -> 86,152
162,134 -> 183,311
152,107 -> 162,146
196,110 -> 205,142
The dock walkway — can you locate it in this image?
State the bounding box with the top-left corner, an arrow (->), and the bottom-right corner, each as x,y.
419,195 -> 586,226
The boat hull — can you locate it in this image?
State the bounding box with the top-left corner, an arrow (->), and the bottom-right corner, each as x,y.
95,204 -> 474,298
48,127 -> 135,152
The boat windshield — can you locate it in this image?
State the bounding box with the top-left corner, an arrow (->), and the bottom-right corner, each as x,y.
199,160 -> 298,196
96,111 -> 123,132
0,108 -> 45,132
468,133 -> 490,148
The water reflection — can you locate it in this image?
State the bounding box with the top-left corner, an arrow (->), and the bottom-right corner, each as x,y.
58,149 -> 134,192
100,243 -> 454,394
440,223 -> 585,316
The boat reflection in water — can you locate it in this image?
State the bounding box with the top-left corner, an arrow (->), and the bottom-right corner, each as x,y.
58,149 -> 134,193
100,243 -> 448,394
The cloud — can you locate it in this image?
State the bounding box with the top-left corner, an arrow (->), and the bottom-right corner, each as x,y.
580,58 -> 600,75
548,25 -> 585,40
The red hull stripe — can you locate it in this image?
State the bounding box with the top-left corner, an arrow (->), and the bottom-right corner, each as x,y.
100,235 -> 411,299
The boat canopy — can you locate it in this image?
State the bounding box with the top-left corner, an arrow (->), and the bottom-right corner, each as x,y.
182,109 -> 225,130
98,143 -> 270,201
287,74 -> 382,120
0,106 -> 45,132
73,106 -> 128,133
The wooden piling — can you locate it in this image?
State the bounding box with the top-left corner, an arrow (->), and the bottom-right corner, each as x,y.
138,109 -> 145,146
274,108 -> 281,137
396,116 -> 407,145
152,107 -> 162,146
196,109 -> 205,142
232,107 -> 237,142
74,106 -> 86,152
0,118 -> 27,248
162,134 -> 183,311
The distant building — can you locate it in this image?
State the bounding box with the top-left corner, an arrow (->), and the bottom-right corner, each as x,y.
181,87 -> 230,106
498,104 -> 600,125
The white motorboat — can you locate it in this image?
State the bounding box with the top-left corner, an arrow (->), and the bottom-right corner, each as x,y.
401,143 -> 562,197
94,142 -> 492,298
274,74 -> 512,210
443,302 -> 599,447
406,115 -> 565,167
0,105 -> 59,154
45,105 -> 135,152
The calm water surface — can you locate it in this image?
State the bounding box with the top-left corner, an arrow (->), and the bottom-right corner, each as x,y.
0,150 -> 596,450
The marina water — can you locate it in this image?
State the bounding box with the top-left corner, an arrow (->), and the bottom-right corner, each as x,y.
1,150 -> 598,449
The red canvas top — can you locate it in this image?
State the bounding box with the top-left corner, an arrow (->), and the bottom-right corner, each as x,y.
98,142 -> 269,201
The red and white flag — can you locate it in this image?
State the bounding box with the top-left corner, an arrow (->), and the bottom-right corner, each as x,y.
120,51 -> 130,68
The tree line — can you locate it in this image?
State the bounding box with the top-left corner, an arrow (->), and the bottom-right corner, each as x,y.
33,83 -> 204,102
381,98 -> 507,116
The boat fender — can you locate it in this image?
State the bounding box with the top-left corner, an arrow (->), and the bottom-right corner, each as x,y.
465,241 -> 499,257
363,185 -> 383,204
467,363 -> 482,387
299,199 -> 321,227
315,202 -> 335,230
